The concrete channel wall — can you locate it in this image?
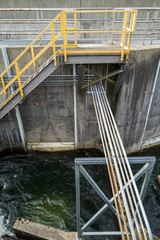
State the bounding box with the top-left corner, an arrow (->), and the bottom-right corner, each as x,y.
0,82 -> 100,152
1,47 -> 160,153
0,0 -> 160,153
0,0 -> 159,8
0,47 -> 103,152
116,47 -> 160,153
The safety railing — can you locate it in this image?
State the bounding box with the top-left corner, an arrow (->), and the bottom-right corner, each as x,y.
0,8 -> 159,45
115,8 -> 160,45
60,9 -> 137,62
0,11 -> 62,103
0,9 -> 137,109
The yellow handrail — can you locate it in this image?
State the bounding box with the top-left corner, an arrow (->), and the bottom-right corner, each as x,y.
0,12 -> 62,97
0,9 -> 137,109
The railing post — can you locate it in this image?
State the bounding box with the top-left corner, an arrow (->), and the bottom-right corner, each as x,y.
111,11 -> 115,44
127,10 -> 137,59
51,21 -> 57,66
143,10 -> 150,45
31,45 -> 36,70
121,10 -> 129,61
62,11 -> 67,62
126,11 -> 135,60
127,12 -> 134,50
1,75 -> 7,95
15,60 -> 23,97
150,9 -> 159,45
74,11 -> 77,47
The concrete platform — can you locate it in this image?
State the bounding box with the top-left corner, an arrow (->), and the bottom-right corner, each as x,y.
13,218 -> 76,240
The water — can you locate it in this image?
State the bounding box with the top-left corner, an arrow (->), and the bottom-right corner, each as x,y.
0,150 -> 119,240
0,149 -> 159,239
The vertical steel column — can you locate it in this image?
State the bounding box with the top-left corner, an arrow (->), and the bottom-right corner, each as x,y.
75,164 -> 81,240
140,163 -> 154,202
73,64 -> 78,149
140,59 -> 160,149
1,47 -> 26,150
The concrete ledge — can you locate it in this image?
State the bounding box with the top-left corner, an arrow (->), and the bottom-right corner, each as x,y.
27,142 -> 75,152
142,136 -> 160,149
13,218 -> 76,240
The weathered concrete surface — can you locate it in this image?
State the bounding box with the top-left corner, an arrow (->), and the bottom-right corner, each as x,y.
13,218 -> 76,240
27,142 -> 75,152
0,111 -> 23,152
0,0 -> 159,8
1,46 -> 160,153
115,48 -> 160,153
0,47 -> 104,151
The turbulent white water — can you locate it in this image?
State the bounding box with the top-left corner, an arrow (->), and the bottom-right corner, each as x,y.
0,210 -> 14,239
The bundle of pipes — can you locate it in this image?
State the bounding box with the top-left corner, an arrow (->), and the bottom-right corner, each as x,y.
91,82 -> 152,240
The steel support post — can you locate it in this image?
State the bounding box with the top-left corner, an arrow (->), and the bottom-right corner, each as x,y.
75,156 -> 155,239
1,47 -> 26,150
75,164 -> 81,239
139,161 -> 155,202
73,64 -> 78,149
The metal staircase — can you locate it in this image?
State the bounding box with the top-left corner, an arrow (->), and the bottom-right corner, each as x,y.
0,54 -> 60,119
0,9 -> 137,119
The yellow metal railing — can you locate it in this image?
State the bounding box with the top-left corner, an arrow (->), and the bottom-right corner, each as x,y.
0,9 -> 137,109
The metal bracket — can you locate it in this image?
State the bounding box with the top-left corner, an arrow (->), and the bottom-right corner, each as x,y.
75,156 -> 155,239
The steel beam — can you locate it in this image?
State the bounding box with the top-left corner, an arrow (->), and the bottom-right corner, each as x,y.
73,64 -> 78,149
64,54 -> 124,64
75,156 -> 156,165
83,231 -> 127,236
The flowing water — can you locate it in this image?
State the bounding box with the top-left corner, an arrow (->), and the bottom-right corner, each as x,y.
0,149 -> 159,239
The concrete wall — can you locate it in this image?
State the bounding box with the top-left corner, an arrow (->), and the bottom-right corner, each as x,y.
115,48 -> 160,153
0,82 -> 101,152
1,46 -> 160,153
0,47 -> 103,152
0,0 -> 159,8
0,1 -> 159,46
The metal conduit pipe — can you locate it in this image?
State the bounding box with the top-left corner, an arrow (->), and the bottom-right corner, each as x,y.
91,85 -> 127,239
101,84 -> 153,240
98,82 -> 153,239
96,83 -> 146,240
92,85 -> 134,239
93,84 -> 135,239
98,84 -> 146,236
91,82 -> 153,239
96,84 -> 144,240
99,83 -> 147,234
